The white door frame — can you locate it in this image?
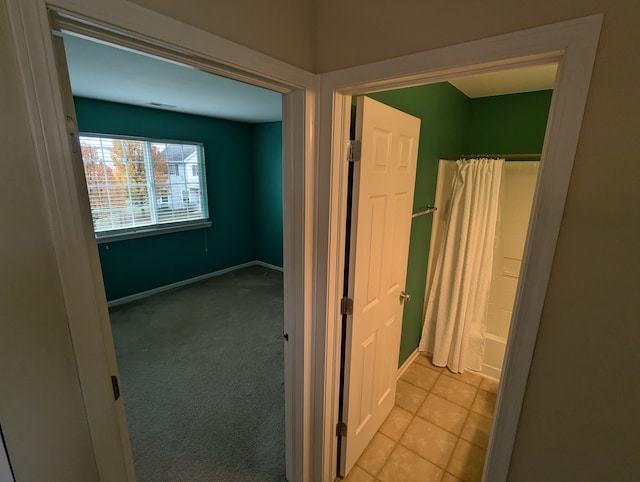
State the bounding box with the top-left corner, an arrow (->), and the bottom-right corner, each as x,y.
5,1 -> 317,481
315,15 -> 602,481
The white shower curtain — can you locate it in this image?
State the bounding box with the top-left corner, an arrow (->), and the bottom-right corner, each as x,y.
419,158 -> 504,373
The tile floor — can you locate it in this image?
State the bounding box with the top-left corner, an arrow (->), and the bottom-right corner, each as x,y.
344,354 -> 499,482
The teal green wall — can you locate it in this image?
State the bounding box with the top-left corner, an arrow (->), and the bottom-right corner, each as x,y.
365,87 -> 552,366
366,83 -> 469,366
74,97 -> 282,301
252,122 -> 283,267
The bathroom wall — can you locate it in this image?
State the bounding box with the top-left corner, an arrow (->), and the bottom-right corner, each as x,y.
366,88 -> 551,367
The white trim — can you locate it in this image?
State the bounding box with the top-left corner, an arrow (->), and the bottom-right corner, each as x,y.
106,260 -> 259,308
254,260 -> 285,272
4,1 -> 316,481
96,220 -> 212,244
313,91 -> 352,482
316,15 -> 602,482
396,349 -> 419,380
481,364 -> 503,381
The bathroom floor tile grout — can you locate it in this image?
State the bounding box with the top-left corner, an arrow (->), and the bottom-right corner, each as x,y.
352,355 -> 496,482
443,382 -> 483,477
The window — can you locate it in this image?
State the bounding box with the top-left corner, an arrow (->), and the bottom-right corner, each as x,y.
79,134 -> 209,240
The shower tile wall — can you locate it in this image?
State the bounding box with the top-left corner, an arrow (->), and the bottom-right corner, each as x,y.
484,162 -> 539,379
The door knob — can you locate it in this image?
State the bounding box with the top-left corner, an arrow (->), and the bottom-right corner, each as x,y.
400,291 -> 411,303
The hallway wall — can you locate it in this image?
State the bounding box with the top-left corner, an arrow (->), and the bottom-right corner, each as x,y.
0,4 -> 99,479
3,1 -> 639,480
130,0 -> 316,71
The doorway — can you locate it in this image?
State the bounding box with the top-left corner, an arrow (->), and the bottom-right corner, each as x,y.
338,73 -> 553,480
319,16 -> 601,482
9,3 -> 315,480
55,29 -> 288,481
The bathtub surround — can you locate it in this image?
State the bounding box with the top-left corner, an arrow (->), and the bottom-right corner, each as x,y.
483,162 -> 540,379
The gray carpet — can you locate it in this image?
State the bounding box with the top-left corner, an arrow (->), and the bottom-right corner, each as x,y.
109,266 -> 286,482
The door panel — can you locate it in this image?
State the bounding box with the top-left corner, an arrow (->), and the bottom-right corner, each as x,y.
341,96 -> 420,476
50,34 -> 136,481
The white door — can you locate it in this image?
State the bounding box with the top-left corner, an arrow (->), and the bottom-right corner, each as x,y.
50,34 -> 137,480
340,97 -> 420,476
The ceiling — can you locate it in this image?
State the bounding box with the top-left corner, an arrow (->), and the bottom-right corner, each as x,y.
62,33 -> 556,123
61,33 -> 283,123
449,64 -> 557,98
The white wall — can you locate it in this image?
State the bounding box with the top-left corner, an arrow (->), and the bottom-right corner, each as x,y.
129,0 -> 317,71
484,162 -> 539,379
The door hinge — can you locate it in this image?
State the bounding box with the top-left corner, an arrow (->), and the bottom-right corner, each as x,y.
65,115 -> 80,154
340,297 -> 353,316
348,140 -> 361,163
336,421 -> 347,437
111,375 -> 121,401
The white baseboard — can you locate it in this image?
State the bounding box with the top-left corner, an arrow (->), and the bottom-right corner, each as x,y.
397,349 -> 419,379
107,260 -> 283,308
481,364 -> 502,381
254,260 -> 284,272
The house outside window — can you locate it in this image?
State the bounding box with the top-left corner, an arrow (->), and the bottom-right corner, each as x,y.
79,134 -> 209,240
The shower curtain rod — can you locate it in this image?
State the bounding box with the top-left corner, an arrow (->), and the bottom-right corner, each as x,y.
440,153 -> 541,161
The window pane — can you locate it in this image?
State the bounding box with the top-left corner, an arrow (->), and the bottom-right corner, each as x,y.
110,208 -> 134,230
151,143 -> 205,225
113,139 -> 144,162
80,135 -> 207,235
133,205 -> 153,225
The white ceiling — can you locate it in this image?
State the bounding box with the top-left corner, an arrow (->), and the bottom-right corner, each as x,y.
61,33 -> 282,123
449,64 -> 557,98
62,33 -> 556,122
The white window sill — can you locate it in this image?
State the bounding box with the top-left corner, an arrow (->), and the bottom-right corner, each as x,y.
96,220 -> 212,244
